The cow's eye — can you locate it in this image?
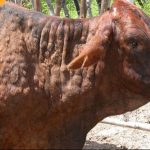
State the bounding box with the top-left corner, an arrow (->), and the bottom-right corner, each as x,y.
130,41 -> 138,49
126,38 -> 138,49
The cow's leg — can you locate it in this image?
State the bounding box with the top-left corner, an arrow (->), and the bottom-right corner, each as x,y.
48,129 -> 87,149
47,111 -> 97,149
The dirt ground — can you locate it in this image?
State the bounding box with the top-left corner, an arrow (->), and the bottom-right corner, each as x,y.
83,102 -> 150,149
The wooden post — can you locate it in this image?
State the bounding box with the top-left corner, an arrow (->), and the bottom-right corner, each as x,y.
31,0 -> 34,8
73,0 -> 80,17
33,0 -> 42,12
86,0 -> 92,18
80,0 -> 87,18
10,0 -> 22,5
62,0 -> 70,18
96,0 -> 101,15
55,0 -> 62,16
100,0 -> 110,14
46,0 -> 54,16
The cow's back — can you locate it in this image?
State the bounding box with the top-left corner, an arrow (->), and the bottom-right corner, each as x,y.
0,3 -> 102,149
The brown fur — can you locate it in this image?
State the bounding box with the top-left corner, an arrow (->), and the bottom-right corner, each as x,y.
0,0 -> 149,149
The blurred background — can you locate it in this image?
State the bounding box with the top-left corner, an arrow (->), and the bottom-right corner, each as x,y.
7,0 -> 150,18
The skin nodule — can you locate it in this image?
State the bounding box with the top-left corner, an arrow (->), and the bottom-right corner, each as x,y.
0,0 -> 149,149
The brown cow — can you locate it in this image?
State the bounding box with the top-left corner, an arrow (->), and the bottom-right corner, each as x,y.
0,0 -> 149,149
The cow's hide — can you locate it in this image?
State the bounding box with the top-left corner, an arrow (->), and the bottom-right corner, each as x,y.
0,0 -> 149,149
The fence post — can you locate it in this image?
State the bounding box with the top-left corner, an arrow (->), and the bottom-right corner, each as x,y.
80,0 -> 87,18
62,0 -> 70,18
100,0 -> 110,14
46,0 -> 54,16
33,0 -> 42,12
73,0 -> 80,17
10,0 -> 22,5
55,0 -> 62,16
96,0 -> 101,15
87,0 -> 92,17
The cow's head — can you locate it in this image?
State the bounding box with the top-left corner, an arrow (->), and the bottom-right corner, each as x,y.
68,0 -> 150,98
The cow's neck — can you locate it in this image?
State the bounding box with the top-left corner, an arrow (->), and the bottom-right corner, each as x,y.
32,16 -> 102,111
31,16 -> 104,140
95,48 -> 150,119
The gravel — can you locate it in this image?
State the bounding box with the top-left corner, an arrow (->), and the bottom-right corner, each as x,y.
84,102 -> 150,149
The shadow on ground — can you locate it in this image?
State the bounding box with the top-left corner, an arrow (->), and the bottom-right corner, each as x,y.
83,141 -> 128,149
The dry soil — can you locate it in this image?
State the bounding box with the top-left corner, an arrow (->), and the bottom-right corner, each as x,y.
84,102 -> 150,149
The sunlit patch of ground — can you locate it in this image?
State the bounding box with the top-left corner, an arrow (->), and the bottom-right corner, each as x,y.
84,103 -> 150,149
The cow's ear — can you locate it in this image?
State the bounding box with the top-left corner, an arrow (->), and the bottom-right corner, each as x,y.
68,38 -> 106,69
68,15 -> 113,70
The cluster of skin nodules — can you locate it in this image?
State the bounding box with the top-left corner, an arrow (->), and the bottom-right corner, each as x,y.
0,0 -> 150,149
67,13 -> 112,70
67,6 -> 119,70
0,0 -> 149,101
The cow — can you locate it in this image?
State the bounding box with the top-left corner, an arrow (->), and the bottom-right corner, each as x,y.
0,0 -> 149,149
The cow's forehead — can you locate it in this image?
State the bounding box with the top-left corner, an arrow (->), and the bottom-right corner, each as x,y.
113,0 -> 136,9
112,0 -> 149,21
112,0 -> 139,18
111,0 -> 149,28
112,7 -> 118,17
111,7 -> 138,28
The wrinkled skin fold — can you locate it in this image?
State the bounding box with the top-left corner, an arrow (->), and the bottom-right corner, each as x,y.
0,0 -> 149,149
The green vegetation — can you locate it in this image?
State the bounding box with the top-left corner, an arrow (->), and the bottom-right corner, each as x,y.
22,0 -> 32,9
135,0 -> 150,16
22,0 -> 150,18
